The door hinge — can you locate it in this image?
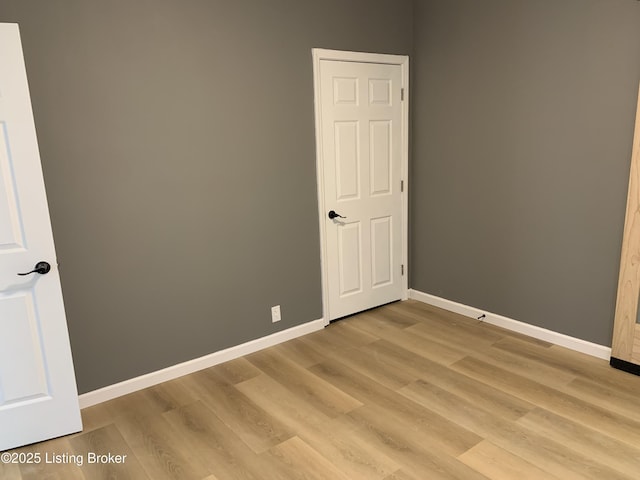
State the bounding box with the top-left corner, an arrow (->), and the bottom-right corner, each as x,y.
401,264 -> 405,276
401,180 -> 404,192
401,88 -> 404,101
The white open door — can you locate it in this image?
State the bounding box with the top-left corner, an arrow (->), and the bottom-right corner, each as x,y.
0,23 -> 82,451
313,49 -> 409,322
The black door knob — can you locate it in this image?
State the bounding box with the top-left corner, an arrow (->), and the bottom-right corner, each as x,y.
18,261 -> 51,276
328,210 -> 346,220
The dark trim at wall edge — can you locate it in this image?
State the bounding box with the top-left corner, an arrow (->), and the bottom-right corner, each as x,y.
610,357 -> 640,376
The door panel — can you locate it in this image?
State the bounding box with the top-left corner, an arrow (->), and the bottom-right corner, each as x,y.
318,57 -> 405,320
0,293 -> 48,403
338,221 -> 363,297
335,121 -> 360,200
371,216 -> 392,288
370,120 -> 392,196
0,127 -> 25,249
0,23 -> 81,451
612,82 -> 640,373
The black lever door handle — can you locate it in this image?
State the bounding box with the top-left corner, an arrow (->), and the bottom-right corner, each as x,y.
18,261 -> 51,276
328,210 -> 346,220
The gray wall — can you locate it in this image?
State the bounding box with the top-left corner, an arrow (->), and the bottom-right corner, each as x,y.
0,0 -> 413,393
411,0 -> 640,345
4,0 -> 638,394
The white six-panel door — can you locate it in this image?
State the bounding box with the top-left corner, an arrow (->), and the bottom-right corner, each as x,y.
314,50 -> 408,321
0,23 -> 81,451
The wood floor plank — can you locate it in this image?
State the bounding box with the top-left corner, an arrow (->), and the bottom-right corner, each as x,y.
458,440 -> 562,480
494,336 -> 640,395
391,302 -> 505,345
419,367 -> 535,422
0,461 -> 22,480
269,337 -> 327,368
349,401 -> 481,458
359,338 -> 444,379
114,410 -> 210,480
68,423 -> 150,480
365,302 -> 421,329
144,377 -> 200,409
236,373 -> 400,479
382,470 -> 422,480
344,314 -> 468,365
80,401 -> 119,434
398,377 -> 633,480
406,320 -> 500,354
245,348 -> 363,419
358,338 -> 537,422
206,357 -> 262,385
310,319 -> 381,349
395,301 -> 555,349
340,310 -> 413,338
451,355 -> 640,448
517,408 -> 640,478
235,373 -> 335,430
177,369 -> 293,454
560,351 -> 640,398
310,359 -> 482,456
561,376 -> 640,422
296,320 -> 380,358
472,341 -> 577,389
162,400 -> 268,480
266,436 -> 352,480
15,438 -> 86,480
343,405 -> 490,480
298,421 -> 402,480
473,321 -> 555,348
315,343 -> 417,390
91,378 -> 198,428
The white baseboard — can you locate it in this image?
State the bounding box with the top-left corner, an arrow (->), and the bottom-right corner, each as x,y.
408,289 -> 611,360
78,318 -> 325,409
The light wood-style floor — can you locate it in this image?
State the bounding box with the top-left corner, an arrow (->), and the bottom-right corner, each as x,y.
4,299 -> 640,480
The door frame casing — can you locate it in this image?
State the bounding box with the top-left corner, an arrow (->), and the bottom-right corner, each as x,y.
312,48 -> 409,326
611,82 -> 640,370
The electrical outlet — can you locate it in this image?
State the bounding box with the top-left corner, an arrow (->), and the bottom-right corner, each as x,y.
271,305 -> 281,323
